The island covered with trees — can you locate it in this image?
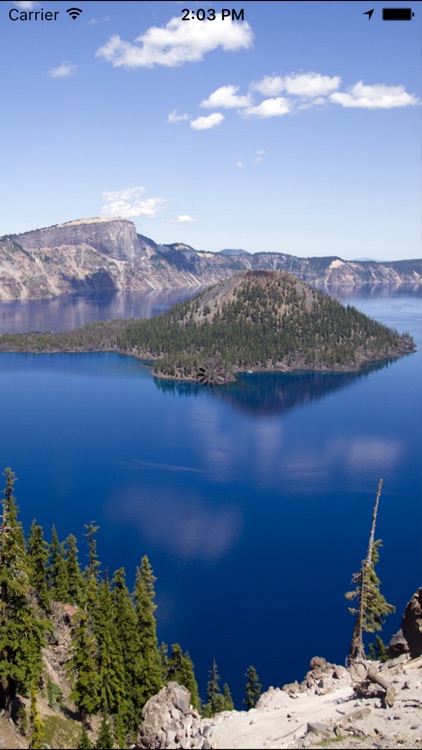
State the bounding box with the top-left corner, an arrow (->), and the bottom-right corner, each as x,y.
0,271 -> 415,384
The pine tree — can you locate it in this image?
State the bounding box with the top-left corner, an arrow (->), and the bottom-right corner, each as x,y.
111,567 -> 143,729
168,644 -> 200,710
95,712 -> 114,750
96,577 -> 125,714
28,520 -> 50,612
244,666 -> 261,709
168,642 -> 184,681
368,634 -> 389,662
203,658 -> 227,716
0,469 -> 46,715
83,522 -> 101,584
29,683 -> 45,750
113,706 -> 127,750
346,479 -> 396,660
159,642 -> 169,682
133,556 -> 163,709
77,724 -> 93,750
222,682 -> 234,711
48,526 -> 68,602
65,534 -> 85,605
83,522 -> 101,621
69,610 -> 100,720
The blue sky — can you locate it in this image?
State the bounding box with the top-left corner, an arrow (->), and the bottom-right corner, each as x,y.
1,0 -> 421,259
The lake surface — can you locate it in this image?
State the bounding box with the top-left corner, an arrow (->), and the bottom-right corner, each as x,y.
0,286 -> 420,706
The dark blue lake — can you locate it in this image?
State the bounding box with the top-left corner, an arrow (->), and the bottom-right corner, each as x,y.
0,286 -> 420,706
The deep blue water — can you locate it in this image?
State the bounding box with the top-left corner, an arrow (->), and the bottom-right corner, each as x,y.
0,287 -> 420,706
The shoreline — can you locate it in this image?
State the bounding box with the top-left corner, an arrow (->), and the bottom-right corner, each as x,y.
0,342 -> 414,385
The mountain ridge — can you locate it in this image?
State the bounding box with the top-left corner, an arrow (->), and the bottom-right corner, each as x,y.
0,217 -> 421,300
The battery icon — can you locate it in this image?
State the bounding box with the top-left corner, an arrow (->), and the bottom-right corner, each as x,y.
382,8 -> 414,20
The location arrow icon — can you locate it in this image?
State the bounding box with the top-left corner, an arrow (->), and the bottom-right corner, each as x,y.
364,9 -> 374,20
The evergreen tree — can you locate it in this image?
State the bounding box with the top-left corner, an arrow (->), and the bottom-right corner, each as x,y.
346,479 -> 396,660
29,684 -> 45,750
111,567 -> 142,729
133,556 -> 163,709
48,526 -> 68,602
0,469 -> 46,715
114,706 -> 127,750
244,666 -> 261,709
96,577 -> 125,714
168,644 -> 200,710
82,522 -> 101,621
28,520 -> 50,612
77,724 -> 93,750
202,658 -> 227,716
159,642 -> 169,682
368,634 -> 389,662
95,712 -> 114,750
167,642 -> 184,681
69,610 -> 100,720
222,682 -> 234,711
83,521 -> 101,584
65,534 -> 85,605
206,658 -> 220,714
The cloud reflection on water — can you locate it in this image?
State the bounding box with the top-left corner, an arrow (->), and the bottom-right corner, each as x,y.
108,486 -> 242,561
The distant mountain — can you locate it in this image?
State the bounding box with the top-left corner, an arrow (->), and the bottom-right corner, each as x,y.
0,217 -> 420,300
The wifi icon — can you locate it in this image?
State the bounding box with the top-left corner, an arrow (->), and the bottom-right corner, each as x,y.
66,7 -> 83,20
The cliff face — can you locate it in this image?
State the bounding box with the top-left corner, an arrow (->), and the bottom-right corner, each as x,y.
0,217 -> 421,300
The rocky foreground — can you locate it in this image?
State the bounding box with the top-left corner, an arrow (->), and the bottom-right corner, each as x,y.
136,590 -> 422,750
1,590 -> 420,749
138,657 -> 422,750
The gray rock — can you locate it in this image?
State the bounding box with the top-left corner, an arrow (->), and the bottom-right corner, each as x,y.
309,656 -> 327,671
388,628 -> 410,658
166,730 -> 176,744
306,721 -> 333,737
202,724 -> 213,737
402,588 -> 422,657
137,683 -> 208,749
173,684 -> 191,714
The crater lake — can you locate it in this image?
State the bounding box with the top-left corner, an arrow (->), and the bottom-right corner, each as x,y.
0,286 -> 420,705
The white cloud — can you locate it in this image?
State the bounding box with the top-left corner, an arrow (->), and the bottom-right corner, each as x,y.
168,109 -> 190,123
170,215 -> 197,223
48,62 -> 77,78
235,159 -> 245,168
87,16 -> 110,25
190,112 -> 224,130
101,186 -> 167,219
255,149 -> 265,163
330,81 -> 420,109
251,75 -> 284,96
282,72 -> 341,97
95,16 -> 253,69
200,84 -> 251,109
241,97 -> 290,119
252,72 -> 340,98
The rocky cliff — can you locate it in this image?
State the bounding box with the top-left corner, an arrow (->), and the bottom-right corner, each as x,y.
0,218 -> 421,300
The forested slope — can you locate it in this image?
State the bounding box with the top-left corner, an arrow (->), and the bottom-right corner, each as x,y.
0,271 -> 415,383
